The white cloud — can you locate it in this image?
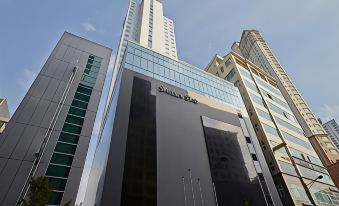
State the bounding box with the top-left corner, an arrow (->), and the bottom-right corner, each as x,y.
17,68 -> 38,92
318,104 -> 339,123
82,23 -> 97,33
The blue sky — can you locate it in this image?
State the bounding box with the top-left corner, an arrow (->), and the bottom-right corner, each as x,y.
1,0 -> 339,123
1,0 -> 339,203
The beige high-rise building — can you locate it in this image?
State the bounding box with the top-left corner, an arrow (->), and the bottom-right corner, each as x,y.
234,30 -> 339,168
206,52 -> 339,206
0,98 -> 10,134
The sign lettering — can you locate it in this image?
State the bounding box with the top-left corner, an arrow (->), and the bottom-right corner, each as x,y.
158,86 -> 198,104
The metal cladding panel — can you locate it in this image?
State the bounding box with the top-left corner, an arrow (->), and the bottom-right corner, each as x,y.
0,32 -> 111,206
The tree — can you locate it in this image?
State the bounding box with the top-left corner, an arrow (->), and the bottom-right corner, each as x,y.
22,176 -> 72,206
23,176 -> 51,206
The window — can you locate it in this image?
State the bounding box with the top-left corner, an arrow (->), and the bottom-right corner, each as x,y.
225,69 -> 235,81
262,124 -> 279,137
290,184 -> 307,200
71,99 -> 88,109
281,131 -> 313,150
62,123 -> 82,135
225,58 -> 231,67
256,108 -> 273,121
325,143 -> 334,148
330,149 -> 338,154
251,154 -> 258,161
59,132 -> 79,144
77,86 -> 92,96
249,93 -> 265,107
55,142 -> 77,154
245,137 -> 252,143
51,153 -> 74,166
46,165 -> 70,178
268,102 -> 296,123
244,79 -> 260,93
65,115 -> 84,126
69,107 -> 86,117
48,192 -> 63,205
275,116 -> 304,135
220,66 -> 224,73
48,178 -> 67,191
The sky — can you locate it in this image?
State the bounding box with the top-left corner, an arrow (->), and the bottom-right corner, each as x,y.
1,0 -> 339,204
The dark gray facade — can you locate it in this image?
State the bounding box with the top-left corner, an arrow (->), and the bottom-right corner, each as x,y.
0,32 -> 111,205
85,67 -> 283,206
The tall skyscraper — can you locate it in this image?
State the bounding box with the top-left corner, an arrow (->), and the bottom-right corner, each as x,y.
206,51 -> 339,206
84,41 -> 283,206
322,119 -> 339,150
103,0 -> 178,132
235,30 -> 339,167
0,98 -> 10,134
0,32 -> 111,205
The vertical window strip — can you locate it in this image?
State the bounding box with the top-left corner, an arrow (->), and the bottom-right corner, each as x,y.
45,54 -> 102,205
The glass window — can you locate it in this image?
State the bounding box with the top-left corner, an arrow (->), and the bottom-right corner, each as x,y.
77,86 -> 92,96
92,61 -> 101,68
256,108 -> 273,121
62,123 -> 82,135
82,75 -> 96,85
225,69 -> 235,81
51,153 -> 74,166
69,107 -> 86,117
238,67 -> 252,80
225,58 -> 232,67
268,102 -> 295,122
278,160 -> 297,175
275,116 -> 304,135
71,99 -> 88,110
261,89 -> 290,110
84,69 -> 98,78
55,142 -> 77,154
290,184 -> 307,200
59,132 -> 79,144
46,165 -> 70,178
65,115 -> 84,126
94,56 -> 102,63
281,131 -> 313,150
262,123 -> 279,137
249,93 -> 265,107
48,177 -> 67,191
48,191 -> 63,205
254,76 -> 283,98
244,79 -> 260,93
325,143 -> 334,147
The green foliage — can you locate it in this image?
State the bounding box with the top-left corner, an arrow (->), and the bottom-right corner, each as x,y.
23,176 -> 51,206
